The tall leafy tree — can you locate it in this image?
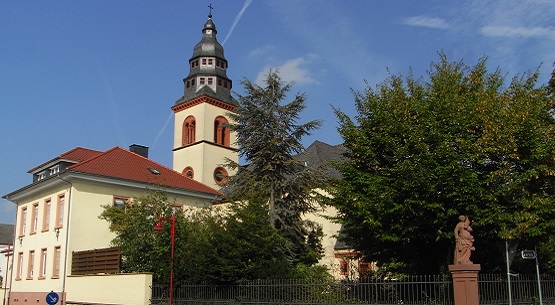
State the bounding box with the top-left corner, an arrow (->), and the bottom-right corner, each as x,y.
99,190 -> 186,284
329,54 -> 555,274
226,70 -> 327,265
100,190 -> 296,284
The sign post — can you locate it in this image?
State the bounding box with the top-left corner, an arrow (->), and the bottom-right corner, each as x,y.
521,248 -> 543,305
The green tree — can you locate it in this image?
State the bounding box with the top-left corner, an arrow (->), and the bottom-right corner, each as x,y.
549,62 -> 555,93
100,189 -> 300,284
226,70 -> 327,265
99,190 -> 186,284
329,54 -> 555,274
182,201 -> 293,284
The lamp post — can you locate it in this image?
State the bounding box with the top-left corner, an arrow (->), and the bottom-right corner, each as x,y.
154,214 -> 176,305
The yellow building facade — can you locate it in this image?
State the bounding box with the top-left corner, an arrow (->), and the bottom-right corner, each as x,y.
3,146 -> 221,305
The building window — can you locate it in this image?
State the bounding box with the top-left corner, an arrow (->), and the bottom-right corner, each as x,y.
223,81 -> 228,89
16,252 -> 23,280
200,77 -> 205,85
49,166 -> 59,175
202,58 -> 207,65
182,166 -> 194,179
19,207 -> 27,236
208,77 -> 213,85
170,204 -> 183,214
213,167 -> 228,185
218,79 -> 222,86
39,248 -> 47,279
56,194 -> 65,228
38,171 -> 46,180
214,116 -> 230,146
27,250 -> 35,279
182,116 -> 196,145
31,203 -> 39,234
186,80 -> 190,88
52,246 -> 61,278
43,199 -> 51,231
113,196 -> 129,209
340,259 -> 349,276
208,58 -> 213,65
358,261 -> 371,278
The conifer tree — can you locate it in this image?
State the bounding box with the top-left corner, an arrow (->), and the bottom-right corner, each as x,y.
226,70 -> 326,265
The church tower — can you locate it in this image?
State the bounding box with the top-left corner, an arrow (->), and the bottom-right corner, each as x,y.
171,13 -> 238,190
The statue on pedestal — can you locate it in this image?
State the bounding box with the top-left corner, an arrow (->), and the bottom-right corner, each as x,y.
454,215 -> 475,264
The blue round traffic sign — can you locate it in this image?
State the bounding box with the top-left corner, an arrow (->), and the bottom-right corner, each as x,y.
46,291 -> 59,305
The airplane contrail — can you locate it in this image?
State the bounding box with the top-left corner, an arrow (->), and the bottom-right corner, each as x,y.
222,0 -> 253,46
153,111 -> 173,148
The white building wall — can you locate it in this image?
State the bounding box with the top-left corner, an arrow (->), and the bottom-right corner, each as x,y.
7,178 -> 216,304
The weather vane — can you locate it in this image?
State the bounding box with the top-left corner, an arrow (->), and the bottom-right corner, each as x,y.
208,4 -> 213,17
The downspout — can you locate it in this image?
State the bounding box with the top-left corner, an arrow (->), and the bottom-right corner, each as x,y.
57,175 -> 73,305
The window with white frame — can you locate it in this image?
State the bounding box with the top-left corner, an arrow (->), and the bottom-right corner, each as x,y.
16,252 -> 23,280
52,246 -> 61,278
31,203 -> 38,234
49,166 -> 59,175
19,207 -> 27,236
27,250 -> 35,279
56,194 -> 65,228
39,248 -> 47,279
43,199 -> 51,231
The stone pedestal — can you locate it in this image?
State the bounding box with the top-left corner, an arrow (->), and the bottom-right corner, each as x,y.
449,264 -> 481,305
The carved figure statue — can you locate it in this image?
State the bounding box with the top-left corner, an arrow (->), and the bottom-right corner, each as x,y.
454,215 -> 475,264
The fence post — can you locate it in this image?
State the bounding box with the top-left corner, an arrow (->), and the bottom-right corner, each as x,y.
449,264 -> 481,305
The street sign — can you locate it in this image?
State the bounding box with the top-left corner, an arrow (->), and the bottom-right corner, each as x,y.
46,291 -> 59,305
521,250 -> 537,260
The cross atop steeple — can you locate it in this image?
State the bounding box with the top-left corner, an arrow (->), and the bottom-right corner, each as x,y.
208,4 -> 213,18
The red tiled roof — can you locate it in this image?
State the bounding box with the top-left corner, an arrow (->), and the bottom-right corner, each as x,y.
61,147 -> 104,162
28,147 -> 104,173
67,147 -> 222,196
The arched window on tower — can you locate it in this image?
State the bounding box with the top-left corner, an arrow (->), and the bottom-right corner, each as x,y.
182,166 -> 194,179
214,116 -> 230,146
182,116 -> 196,145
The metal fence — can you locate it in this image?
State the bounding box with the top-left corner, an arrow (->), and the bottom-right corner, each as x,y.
479,274 -> 555,305
151,274 -> 555,305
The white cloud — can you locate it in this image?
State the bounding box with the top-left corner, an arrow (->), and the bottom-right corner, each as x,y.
402,16 -> 449,29
255,56 -> 319,85
267,1 -> 387,88
248,45 -> 275,58
445,0 -> 555,78
481,25 -> 555,39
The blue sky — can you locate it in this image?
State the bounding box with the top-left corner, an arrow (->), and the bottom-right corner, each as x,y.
1,1 -> 554,224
